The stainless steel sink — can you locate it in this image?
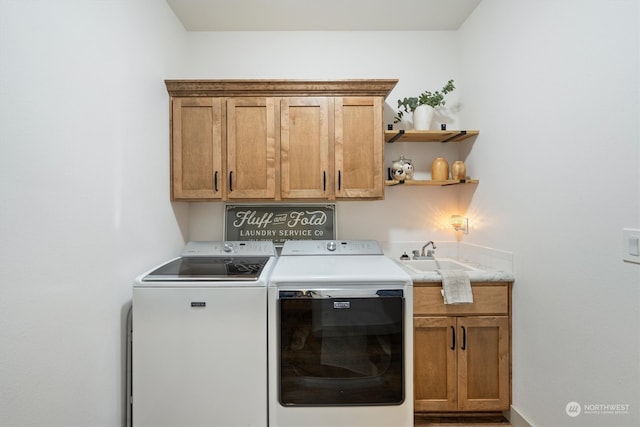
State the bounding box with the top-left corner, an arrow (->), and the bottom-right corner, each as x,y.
401,258 -> 478,273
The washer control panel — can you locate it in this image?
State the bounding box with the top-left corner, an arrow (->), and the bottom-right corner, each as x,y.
181,241 -> 276,257
280,240 -> 383,256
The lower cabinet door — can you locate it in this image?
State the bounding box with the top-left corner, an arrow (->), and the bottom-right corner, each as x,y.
414,315 -> 510,412
414,316 -> 458,412
457,316 -> 510,411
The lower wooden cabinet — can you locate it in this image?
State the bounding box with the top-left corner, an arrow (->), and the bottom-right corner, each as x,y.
413,282 -> 512,413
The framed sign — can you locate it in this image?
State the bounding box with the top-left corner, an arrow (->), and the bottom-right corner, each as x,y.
224,204 -> 336,244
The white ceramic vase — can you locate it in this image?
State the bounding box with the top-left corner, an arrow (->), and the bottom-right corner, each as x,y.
413,104 -> 434,130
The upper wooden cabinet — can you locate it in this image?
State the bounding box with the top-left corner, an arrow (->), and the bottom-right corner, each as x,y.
335,97 -> 384,198
280,97 -> 331,199
226,97 -> 277,199
165,80 -> 397,201
171,97 -> 223,200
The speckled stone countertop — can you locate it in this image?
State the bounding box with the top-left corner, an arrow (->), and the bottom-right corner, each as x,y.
392,258 -> 515,283
380,241 -> 515,283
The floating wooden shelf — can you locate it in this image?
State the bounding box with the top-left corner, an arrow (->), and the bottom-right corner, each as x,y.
385,130 -> 479,143
385,179 -> 479,187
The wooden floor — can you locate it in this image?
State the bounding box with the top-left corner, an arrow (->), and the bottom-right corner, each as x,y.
414,414 -> 512,427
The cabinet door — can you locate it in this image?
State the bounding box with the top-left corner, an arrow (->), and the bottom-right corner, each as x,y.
171,97 -> 223,200
226,98 -> 277,199
414,316 -> 458,412
457,316 -> 510,411
334,97 -> 384,198
280,97 -> 331,199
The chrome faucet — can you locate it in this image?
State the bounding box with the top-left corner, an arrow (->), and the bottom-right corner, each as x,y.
412,241 -> 436,260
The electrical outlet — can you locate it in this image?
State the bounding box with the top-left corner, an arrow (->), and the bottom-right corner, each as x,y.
623,228 -> 640,264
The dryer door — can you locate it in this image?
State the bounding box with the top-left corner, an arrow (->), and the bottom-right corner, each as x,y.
278,289 -> 405,406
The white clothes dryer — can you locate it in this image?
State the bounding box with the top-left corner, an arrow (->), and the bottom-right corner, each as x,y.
267,240 -> 413,427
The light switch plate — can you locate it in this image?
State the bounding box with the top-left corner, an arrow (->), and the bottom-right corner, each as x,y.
623,228 -> 640,264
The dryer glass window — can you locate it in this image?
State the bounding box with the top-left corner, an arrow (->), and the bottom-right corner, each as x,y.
278,292 -> 404,406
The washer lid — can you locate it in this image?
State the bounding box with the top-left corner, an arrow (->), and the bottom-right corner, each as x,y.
142,256 -> 271,282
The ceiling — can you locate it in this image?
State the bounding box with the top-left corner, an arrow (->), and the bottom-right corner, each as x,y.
165,0 -> 482,31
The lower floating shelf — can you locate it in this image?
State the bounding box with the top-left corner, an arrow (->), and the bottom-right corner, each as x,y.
385,179 -> 479,187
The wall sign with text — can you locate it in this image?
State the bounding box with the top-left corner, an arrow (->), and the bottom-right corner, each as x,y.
224,204 -> 336,244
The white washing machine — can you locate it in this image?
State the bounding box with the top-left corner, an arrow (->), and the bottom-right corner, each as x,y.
268,240 -> 413,427
132,241 -> 276,427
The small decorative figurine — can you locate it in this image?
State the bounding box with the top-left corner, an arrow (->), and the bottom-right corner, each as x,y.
402,161 -> 414,180
391,155 -> 414,182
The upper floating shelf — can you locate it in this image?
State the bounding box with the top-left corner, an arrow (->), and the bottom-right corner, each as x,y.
385,130 -> 479,143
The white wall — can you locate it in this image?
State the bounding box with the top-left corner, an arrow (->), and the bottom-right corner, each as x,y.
0,1 -> 188,425
459,1 -> 640,426
185,3 -> 640,427
1,1 -> 638,426
182,30 -> 471,243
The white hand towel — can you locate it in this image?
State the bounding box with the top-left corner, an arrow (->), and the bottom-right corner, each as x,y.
438,269 -> 473,304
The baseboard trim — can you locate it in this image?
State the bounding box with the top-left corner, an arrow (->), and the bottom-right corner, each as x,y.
506,406 -> 533,427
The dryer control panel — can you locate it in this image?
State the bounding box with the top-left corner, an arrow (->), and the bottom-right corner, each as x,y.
280,240 -> 383,256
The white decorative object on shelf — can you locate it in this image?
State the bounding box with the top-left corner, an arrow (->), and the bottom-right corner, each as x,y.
413,105 -> 434,130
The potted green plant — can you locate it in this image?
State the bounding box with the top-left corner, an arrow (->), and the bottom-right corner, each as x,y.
394,79 -> 455,130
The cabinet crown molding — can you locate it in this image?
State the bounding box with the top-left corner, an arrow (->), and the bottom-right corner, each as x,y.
165,79 -> 398,98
